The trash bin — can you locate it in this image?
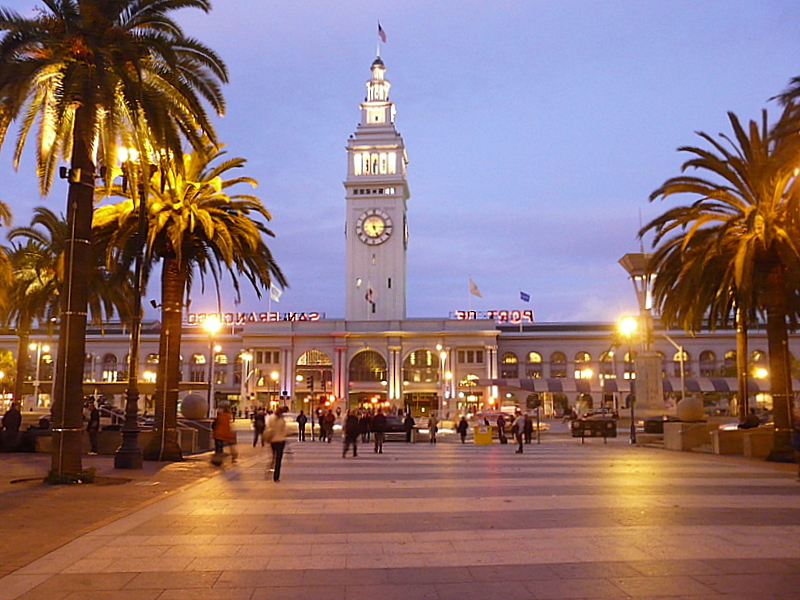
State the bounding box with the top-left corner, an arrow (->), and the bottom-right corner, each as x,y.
473,426 -> 492,445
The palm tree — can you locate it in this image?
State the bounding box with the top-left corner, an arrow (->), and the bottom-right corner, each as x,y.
94,146 -> 286,460
0,0 -> 227,478
3,206 -> 132,408
642,109 -> 800,461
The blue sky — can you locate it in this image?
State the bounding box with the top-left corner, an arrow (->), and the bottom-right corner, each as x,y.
1,1 -> 800,323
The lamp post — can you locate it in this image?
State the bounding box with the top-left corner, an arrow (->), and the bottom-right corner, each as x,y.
660,332 -> 686,404
240,351 -> 253,408
29,342 -> 50,410
618,316 -> 638,444
436,343 -> 446,418
115,146 -> 151,469
204,316 -> 222,417
270,371 -> 279,408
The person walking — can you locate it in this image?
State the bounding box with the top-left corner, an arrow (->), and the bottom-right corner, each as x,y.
403,412 -> 415,443
252,407 -> 266,447
372,409 -> 386,454
297,410 -> 308,441
428,414 -> 438,444
359,411 -> 372,443
342,410 -> 360,457
212,405 -> 239,462
265,406 -> 288,482
497,413 -> 507,444
457,415 -> 469,444
1,401 -> 22,452
324,409 -> 336,443
513,412 -> 525,454
524,413 -> 533,444
316,408 -> 325,442
86,400 -> 101,455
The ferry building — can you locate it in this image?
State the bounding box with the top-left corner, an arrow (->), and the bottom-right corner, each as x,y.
5,55 -> 797,420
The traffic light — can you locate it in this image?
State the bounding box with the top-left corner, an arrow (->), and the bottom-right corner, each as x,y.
306,375 -> 313,390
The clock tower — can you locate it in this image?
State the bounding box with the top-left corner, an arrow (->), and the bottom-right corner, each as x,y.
344,55 -> 410,321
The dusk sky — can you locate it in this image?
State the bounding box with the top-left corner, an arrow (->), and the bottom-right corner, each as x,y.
1,1 -> 800,323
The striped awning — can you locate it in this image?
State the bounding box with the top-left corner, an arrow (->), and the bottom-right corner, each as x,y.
478,377 -> 800,396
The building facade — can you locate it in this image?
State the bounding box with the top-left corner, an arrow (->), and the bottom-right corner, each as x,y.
2,54 -> 797,419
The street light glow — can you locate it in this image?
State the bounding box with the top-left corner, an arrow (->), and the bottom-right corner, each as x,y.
618,316 -> 638,337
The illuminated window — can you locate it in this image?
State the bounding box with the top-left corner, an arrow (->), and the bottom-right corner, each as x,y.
353,154 -> 362,176
500,352 -> 518,378
388,152 -> 397,174
403,349 -> 438,383
525,351 -> 542,378
550,352 -> 567,378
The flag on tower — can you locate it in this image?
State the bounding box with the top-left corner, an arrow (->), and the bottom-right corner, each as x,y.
366,285 -> 376,305
520,290 -> 530,303
270,283 -> 282,303
469,278 -> 482,298
378,22 -> 387,43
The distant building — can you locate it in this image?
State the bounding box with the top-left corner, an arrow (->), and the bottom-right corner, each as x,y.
2,55 -> 795,418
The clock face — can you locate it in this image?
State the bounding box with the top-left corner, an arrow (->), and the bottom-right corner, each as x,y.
356,209 -> 393,245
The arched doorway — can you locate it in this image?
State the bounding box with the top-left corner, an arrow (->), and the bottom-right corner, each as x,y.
348,349 -> 388,411
296,350 -> 333,413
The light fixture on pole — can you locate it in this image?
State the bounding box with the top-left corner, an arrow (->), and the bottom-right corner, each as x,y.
240,351 -> 253,407
29,342 -> 49,410
114,146 -> 150,469
618,316 -> 638,444
270,371 -> 279,408
204,316 -> 222,417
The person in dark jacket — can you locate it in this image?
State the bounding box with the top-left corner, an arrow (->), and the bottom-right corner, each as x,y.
523,413 -> 534,444
342,410 -> 360,457
372,409 -> 387,454
86,400 -> 101,455
497,413 -> 507,444
359,412 -> 372,443
252,407 -> 266,447
457,416 -> 469,444
2,402 -> 22,452
403,413 -> 415,443
297,410 -> 308,441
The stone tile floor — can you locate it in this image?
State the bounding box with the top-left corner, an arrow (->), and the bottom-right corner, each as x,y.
1,429 -> 799,599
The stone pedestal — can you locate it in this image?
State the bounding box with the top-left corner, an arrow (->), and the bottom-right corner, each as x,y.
664,422 -> 711,451
743,428 -> 775,458
710,428 -> 744,455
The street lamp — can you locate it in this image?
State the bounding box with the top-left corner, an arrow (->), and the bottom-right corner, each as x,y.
270,371 -> 279,407
660,332 -> 686,404
618,316 -> 638,444
29,342 -> 50,410
114,146 -> 152,469
204,316 -> 222,417
240,351 -> 253,407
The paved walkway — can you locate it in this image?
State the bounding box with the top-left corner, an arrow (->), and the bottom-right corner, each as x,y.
1,430 -> 800,599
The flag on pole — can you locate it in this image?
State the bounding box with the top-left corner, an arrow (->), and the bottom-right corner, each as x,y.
378,22 -> 387,43
469,278 -> 482,298
366,285 -> 376,305
270,283 -> 282,303
520,291 -> 530,303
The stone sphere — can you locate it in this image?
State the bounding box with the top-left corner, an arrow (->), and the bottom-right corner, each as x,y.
676,397 -> 705,422
180,393 -> 208,419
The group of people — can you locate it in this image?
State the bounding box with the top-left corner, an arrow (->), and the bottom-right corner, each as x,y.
342,408 -> 390,456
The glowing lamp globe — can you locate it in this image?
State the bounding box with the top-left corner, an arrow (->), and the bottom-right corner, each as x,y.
181,393 -> 209,419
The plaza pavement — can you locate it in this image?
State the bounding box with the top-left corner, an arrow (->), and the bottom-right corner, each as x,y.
1,423 -> 800,600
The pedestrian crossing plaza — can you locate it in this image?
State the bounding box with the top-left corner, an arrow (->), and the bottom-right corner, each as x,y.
3,434 -> 800,599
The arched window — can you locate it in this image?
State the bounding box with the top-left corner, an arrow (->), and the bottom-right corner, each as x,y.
526,351 -> 543,378
699,350 -> 717,376
724,350 -> 736,368
403,349 -> 439,383
500,352 -> 518,378
102,353 -> 118,383
296,350 -> 333,392
673,349 -> 690,378
190,353 -> 206,383
550,352 -> 567,378
574,351 -> 592,379
599,350 -> 615,377
349,350 -> 387,382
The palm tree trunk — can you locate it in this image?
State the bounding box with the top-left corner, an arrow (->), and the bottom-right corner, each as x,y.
143,254 -> 185,461
13,321 -> 30,406
735,306 -> 748,421
50,105 -> 95,479
764,265 -> 794,462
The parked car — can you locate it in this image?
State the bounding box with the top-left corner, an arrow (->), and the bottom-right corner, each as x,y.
582,407 -> 618,420
640,414 -> 681,434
